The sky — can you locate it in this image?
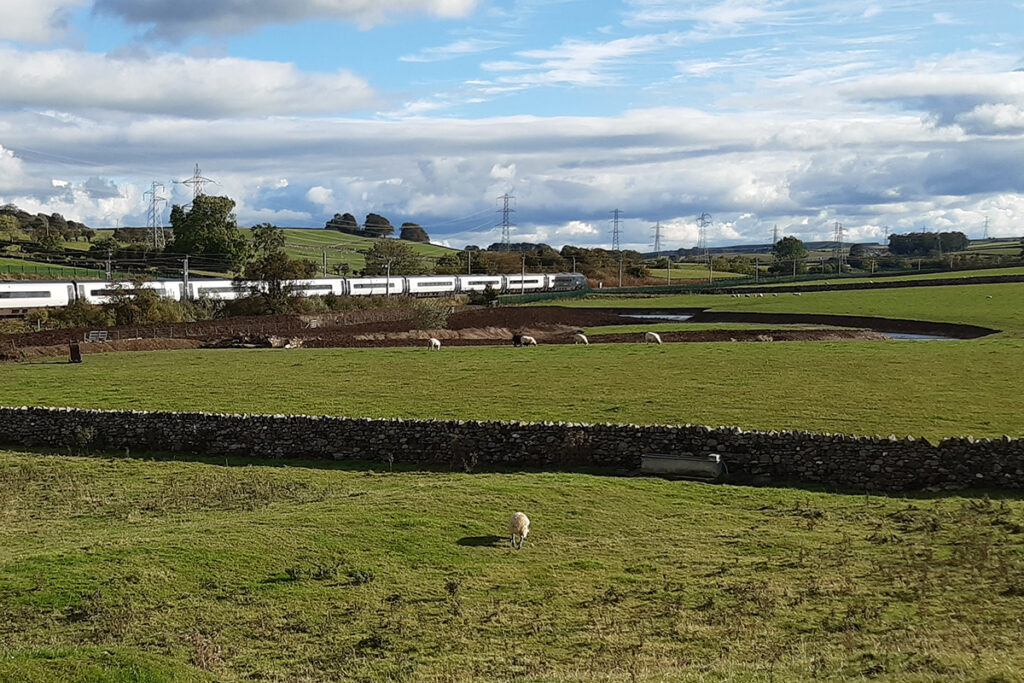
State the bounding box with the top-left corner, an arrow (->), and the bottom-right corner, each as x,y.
0,1 -> 1022,251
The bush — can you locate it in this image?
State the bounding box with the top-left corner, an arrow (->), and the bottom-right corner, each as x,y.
409,300 -> 451,330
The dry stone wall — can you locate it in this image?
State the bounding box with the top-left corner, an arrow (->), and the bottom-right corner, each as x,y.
1,406 -> 1022,492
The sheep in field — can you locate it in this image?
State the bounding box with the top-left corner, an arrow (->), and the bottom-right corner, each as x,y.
509,512 -> 530,549
427,337 -> 442,350
520,335 -> 538,346
645,331 -> 662,344
573,333 -> 589,345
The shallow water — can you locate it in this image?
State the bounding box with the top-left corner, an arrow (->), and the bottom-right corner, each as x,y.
884,332 -> 958,341
622,314 -> 694,322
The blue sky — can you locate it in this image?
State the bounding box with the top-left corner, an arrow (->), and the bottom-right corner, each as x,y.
0,0 -> 1022,250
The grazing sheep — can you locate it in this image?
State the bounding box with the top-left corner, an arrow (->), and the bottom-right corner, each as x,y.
772,293 -> 778,297
427,337 -> 441,350
520,335 -> 538,346
794,292 -> 803,296
510,512 -> 530,549
744,293 -> 751,298
757,293 -> 764,298
573,333 -> 589,345
987,295 -> 993,300
644,331 -> 662,344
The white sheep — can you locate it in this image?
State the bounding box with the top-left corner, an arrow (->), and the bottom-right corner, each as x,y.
520,335 -> 538,346
772,293 -> 778,297
509,512 -> 530,549
757,293 -> 764,298
573,333 -> 589,345
427,337 -> 441,350
644,331 -> 662,344
986,295 -> 993,300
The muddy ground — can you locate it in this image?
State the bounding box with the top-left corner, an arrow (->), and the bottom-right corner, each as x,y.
0,305 -> 952,361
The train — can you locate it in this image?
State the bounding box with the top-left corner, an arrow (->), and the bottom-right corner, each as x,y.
0,272 -> 588,316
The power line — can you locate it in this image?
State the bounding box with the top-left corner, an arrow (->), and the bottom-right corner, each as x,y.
497,193 -> 515,248
833,221 -> 844,271
651,220 -> 662,256
175,163 -> 217,203
610,208 -> 622,251
144,182 -> 168,250
697,212 -> 712,264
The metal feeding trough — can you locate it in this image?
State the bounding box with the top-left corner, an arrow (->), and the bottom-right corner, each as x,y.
641,453 -> 726,481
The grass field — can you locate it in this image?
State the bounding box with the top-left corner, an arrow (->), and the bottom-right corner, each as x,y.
647,265 -> 746,280
2,449 -> 1024,681
49,228 -> 456,275
0,258 -> 108,278
739,266 -> 1024,289
552,282 -> 1024,337
3,340 -> 1022,440
257,228 -> 455,273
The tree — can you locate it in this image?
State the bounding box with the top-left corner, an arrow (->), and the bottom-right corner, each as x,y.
238,223 -> 319,313
435,250 -> 486,275
399,222 -> 431,243
362,239 -> 427,276
168,195 -> 249,272
0,215 -> 19,242
363,213 -> 395,238
771,236 -> 807,273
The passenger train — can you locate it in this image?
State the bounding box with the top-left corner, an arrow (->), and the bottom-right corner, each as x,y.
0,272 -> 588,316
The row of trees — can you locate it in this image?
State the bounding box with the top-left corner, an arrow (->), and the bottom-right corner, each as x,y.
0,205 -> 95,249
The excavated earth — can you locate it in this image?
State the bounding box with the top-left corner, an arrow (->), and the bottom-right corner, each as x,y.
0,305 -> 979,361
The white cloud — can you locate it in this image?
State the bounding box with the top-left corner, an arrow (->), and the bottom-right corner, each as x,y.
94,0 -> 479,39
400,38 -> 504,63
306,186 -> 336,206
482,33 -> 676,87
0,0 -> 86,43
0,48 -> 379,116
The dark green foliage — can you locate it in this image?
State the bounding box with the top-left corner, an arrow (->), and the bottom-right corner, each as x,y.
398,222 -> 430,243
889,231 -> 969,256
325,212 -> 360,234
167,196 -> 249,271
237,224 -> 320,314
363,213 -> 394,238
362,239 -> 427,275
771,236 -> 808,273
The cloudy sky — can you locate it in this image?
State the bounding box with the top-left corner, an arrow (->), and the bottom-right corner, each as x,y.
0,0 -> 1022,250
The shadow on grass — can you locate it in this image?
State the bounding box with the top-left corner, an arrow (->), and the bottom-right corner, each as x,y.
8,446 -> 1024,502
457,535 -> 506,548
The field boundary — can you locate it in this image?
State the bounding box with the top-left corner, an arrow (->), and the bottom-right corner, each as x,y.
1,407 -> 1022,492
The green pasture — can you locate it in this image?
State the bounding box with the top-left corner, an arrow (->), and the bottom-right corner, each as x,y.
0,258 -> 107,278
647,265 -> 745,280
739,266 -> 1024,289
4,340 -> 1023,440
2,449 -> 1024,681
551,282 -> 1024,337
252,228 -> 455,274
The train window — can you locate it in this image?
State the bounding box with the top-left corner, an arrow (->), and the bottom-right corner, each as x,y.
196,287 -> 243,294
0,291 -> 51,298
286,284 -> 334,291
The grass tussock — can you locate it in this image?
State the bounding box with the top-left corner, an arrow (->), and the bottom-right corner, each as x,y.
2,449 -> 1024,680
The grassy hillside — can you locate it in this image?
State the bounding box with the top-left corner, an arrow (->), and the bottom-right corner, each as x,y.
2,449 -> 1023,681
0,257 -> 108,279
48,228 -> 456,275
3,339 -> 1022,440
257,228 -> 456,274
